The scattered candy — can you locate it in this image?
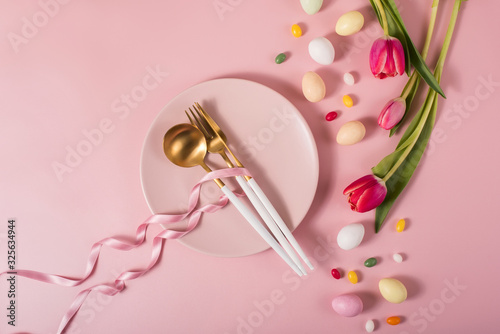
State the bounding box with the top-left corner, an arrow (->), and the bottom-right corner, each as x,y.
379,278 -> 408,304
337,223 -> 365,250
331,268 -> 341,279
336,120 -> 366,145
335,10 -> 365,36
291,24 -> 302,37
393,253 -> 403,263
331,293 -> 363,317
308,37 -> 335,65
300,0 -> 323,15
365,319 -> 375,332
387,316 -> 401,325
343,72 -> 355,86
343,94 -> 354,108
364,257 -> 377,268
325,111 -> 338,121
347,271 -> 358,284
302,71 -> 326,102
396,218 -> 406,232
275,53 -> 286,64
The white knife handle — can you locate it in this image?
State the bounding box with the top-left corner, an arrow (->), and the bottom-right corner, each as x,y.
220,186 -> 303,276
247,178 -> 314,270
235,176 -> 307,275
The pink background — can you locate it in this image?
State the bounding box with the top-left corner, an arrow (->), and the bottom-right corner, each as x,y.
1,0 -> 499,333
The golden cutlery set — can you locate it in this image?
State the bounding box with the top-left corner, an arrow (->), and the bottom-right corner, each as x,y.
163,103 -> 313,275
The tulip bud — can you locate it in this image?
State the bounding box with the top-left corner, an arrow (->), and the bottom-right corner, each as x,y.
378,97 -> 406,130
343,174 -> 387,213
370,36 -> 405,79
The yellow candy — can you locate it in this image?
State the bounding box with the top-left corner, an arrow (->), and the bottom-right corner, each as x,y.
343,94 -> 353,108
291,24 -> 302,37
347,271 -> 358,284
396,219 -> 406,232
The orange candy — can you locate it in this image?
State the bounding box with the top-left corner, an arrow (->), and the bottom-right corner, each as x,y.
387,316 -> 401,325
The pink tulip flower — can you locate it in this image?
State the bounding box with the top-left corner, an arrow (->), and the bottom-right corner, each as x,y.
343,174 -> 387,213
370,36 -> 405,79
378,97 -> 406,130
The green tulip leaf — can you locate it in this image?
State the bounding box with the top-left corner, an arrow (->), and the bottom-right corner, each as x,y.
380,0 -> 446,98
374,94 -> 438,232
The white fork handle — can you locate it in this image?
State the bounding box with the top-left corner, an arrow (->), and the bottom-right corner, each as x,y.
247,178 -> 314,270
220,186 -> 303,276
235,176 -> 307,275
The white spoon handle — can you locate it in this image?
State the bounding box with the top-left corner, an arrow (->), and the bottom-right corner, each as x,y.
247,178 -> 314,270
220,185 -> 303,276
235,176 -> 307,275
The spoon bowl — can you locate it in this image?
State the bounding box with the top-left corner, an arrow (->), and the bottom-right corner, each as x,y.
163,123 -> 208,168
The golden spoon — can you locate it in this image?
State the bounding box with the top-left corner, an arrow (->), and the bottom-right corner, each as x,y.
163,123 -> 223,188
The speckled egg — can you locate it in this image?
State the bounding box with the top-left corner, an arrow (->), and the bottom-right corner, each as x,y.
331,293 -> 363,317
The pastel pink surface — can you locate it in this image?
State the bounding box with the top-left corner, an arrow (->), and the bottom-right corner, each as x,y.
1,1 -> 500,334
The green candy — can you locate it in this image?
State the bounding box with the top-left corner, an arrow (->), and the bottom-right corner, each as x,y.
364,257 -> 377,268
275,53 -> 286,64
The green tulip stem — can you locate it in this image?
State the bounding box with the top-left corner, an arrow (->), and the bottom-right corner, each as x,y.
434,0 -> 462,83
382,0 -> 462,183
400,0 -> 439,100
373,0 -> 390,35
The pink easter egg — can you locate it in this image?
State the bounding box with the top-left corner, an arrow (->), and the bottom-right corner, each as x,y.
331,293 -> 363,317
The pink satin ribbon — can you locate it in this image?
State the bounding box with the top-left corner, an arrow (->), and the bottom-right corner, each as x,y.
1,167 -> 250,334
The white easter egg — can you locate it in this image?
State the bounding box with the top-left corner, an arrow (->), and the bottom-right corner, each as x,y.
337,223 -> 365,250
308,37 -> 335,65
302,71 -> 326,102
300,0 -> 323,15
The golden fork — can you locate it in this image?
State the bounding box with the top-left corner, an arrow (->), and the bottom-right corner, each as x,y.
189,103 -> 314,271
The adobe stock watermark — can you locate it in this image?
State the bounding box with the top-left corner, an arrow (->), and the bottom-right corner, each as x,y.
7,0 -> 73,54
213,0 -> 244,21
427,74 -> 499,155
223,234 -> 336,334
399,277 -> 467,334
64,267 -> 124,334
236,105 -> 299,162
51,65 -> 169,182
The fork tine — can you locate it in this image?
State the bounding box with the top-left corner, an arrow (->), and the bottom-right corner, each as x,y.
188,107 -> 211,139
192,104 -> 216,137
185,110 -> 195,126
194,102 -> 220,132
